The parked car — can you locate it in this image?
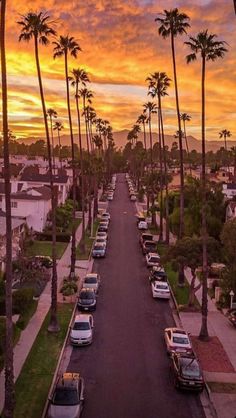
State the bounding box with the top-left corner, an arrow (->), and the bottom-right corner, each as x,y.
96,231 -> 108,240
138,220 -> 148,230
77,288 -> 96,311
107,193 -> 114,201
139,233 -> 154,247
164,328 -> 193,355
98,222 -> 108,232
31,255 -> 53,268
95,237 -> 107,248
48,372 -> 85,418
83,273 -> 100,293
101,212 -> 110,222
146,252 -> 160,268
70,314 -> 94,346
151,281 -> 170,299
92,243 -> 106,258
170,353 -> 204,392
149,266 -> 167,282
142,240 -> 157,254
130,194 -> 137,201
226,309 -> 236,327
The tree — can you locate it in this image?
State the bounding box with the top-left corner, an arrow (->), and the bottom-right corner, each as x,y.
156,8 -> 190,238
69,68 -> 90,253
230,146 -> 236,180
53,121 -> 64,169
185,29 -> 227,340
47,108 -> 57,171
1,1 -> 15,415
18,11 -> 59,332
53,35 -> 81,278
180,112 -> 192,174
136,113 -> 147,150
219,129 -> 231,151
143,101 -> 157,168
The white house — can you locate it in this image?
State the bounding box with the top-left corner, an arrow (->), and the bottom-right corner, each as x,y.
222,183 -> 236,200
1,186 -> 52,232
0,213 -> 25,271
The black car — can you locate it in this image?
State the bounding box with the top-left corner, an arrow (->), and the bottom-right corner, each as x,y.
77,288 -> 96,311
139,233 -> 154,247
226,309 -> 236,327
98,222 -> 108,232
170,353 -> 204,392
142,240 -> 157,255
149,266 -> 167,282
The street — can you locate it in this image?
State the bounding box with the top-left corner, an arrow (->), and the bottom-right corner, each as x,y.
67,173 -> 205,418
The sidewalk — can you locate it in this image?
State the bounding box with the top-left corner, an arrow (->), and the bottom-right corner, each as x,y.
0,214 -> 91,413
140,196 -> 236,418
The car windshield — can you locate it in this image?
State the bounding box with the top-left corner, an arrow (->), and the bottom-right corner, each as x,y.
73,322 -> 90,331
150,257 -> 159,262
181,359 -> 201,378
156,283 -> 168,289
173,336 -> 189,345
53,388 -> 79,406
94,245 -> 104,250
85,277 -> 97,284
80,291 -> 94,299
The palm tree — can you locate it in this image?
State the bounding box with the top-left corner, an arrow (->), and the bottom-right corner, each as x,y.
233,0 -> 236,14
18,11 -> 59,332
143,101 -> 157,168
69,68 -> 90,253
47,108 -> 57,172
180,112 -> 192,175
79,87 -> 93,154
219,129 -> 231,151
156,8 -> 190,238
231,146 -> 236,180
53,35 -> 81,278
136,113 -> 147,150
53,121 -> 64,169
93,134 -> 103,155
185,30 -> 227,340
147,72 -> 171,244
1,1 -> 15,415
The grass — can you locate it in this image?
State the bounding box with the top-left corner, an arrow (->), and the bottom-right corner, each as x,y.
13,303 -> 74,418
25,241 -> 68,259
76,218 -> 100,260
0,322 -> 21,372
16,300 -> 38,330
165,263 -> 190,306
67,218 -> 81,234
207,381 -> 236,393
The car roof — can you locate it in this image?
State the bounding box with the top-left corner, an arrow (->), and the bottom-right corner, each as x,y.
85,273 -> 98,278
80,287 -> 95,293
74,314 -> 91,322
57,373 -> 80,388
148,253 -> 159,257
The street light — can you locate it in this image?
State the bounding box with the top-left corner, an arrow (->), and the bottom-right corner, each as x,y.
229,290 -> 235,309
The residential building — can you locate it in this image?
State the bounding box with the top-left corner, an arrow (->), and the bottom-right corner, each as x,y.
222,183 -> 236,200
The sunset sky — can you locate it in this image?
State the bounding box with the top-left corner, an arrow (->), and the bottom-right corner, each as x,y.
4,0 -> 236,142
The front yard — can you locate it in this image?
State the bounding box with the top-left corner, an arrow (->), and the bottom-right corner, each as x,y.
25,240 -> 68,259
76,218 -> 100,260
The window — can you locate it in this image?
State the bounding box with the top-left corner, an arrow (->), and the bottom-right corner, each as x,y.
11,201 -> 18,208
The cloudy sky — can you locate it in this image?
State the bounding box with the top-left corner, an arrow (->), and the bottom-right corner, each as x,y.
4,0 -> 236,141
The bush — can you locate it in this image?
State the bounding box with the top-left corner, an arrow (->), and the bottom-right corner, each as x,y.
60,280 -> 78,296
36,232 -> 71,242
13,288 -> 34,314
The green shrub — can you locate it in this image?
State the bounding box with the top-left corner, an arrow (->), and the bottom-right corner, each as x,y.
60,280 -> 78,296
13,288 -> 34,314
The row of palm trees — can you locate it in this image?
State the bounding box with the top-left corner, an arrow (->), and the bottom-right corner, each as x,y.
128,9 -> 227,343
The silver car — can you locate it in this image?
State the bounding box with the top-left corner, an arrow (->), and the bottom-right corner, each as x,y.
83,273 -> 101,293
48,372 -> 85,418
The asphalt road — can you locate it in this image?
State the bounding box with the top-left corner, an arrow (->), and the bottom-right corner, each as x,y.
67,173 -> 205,418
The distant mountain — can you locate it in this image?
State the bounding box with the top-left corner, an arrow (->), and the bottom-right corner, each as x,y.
18,130 -> 236,153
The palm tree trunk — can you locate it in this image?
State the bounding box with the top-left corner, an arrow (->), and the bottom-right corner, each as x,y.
1,1 -> 15,415
64,52 -> 76,278
199,54 -> 209,341
57,130 -> 62,170
149,114 -> 153,169
171,33 -> 184,238
50,116 -> 56,174
183,120 -> 192,176
157,101 -> 163,242
75,93 -> 85,253
34,36 -> 59,332
143,121 -> 147,151
160,101 -> 170,245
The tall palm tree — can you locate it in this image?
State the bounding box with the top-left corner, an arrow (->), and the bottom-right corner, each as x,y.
136,113 -> 147,150
1,1 -> 15,415
79,87 -> 93,154
147,72 -> 171,244
53,35 -> 81,278
156,8 -> 190,238
231,146 -> 236,180
180,112 -> 192,175
53,121 -> 64,169
185,30 -> 227,340
219,129 -> 231,151
47,108 -> 57,172
18,11 -> 59,332
69,68 -> 90,253
143,101 -> 157,168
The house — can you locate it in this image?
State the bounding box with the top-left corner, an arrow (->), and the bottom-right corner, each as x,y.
226,201 -> 236,221
222,183 -> 236,200
0,212 -> 25,272
1,186 -> 52,232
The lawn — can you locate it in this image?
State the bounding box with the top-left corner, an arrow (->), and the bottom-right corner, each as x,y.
165,262 -> 190,306
13,303 -> 74,418
26,240 -> 68,259
76,218 -> 100,260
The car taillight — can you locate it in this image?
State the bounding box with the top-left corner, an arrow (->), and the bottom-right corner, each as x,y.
169,345 -> 176,351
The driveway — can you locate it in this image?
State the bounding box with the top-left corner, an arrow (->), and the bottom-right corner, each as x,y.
67,173 -> 205,418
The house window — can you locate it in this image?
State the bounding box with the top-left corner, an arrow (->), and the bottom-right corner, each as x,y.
11,201 -> 18,208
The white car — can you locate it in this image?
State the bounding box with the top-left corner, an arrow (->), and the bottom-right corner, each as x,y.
107,193 -> 114,201
151,281 -> 170,299
164,328 -> 193,355
130,194 -> 137,201
138,220 -> 148,230
70,314 -> 94,346
146,252 -> 160,268
83,273 -> 101,293
95,237 -> 107,248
